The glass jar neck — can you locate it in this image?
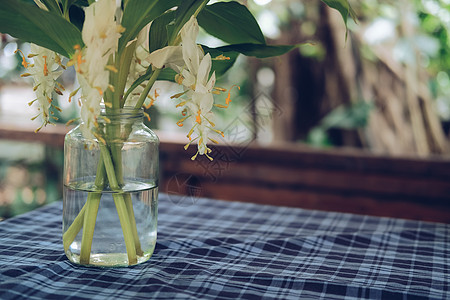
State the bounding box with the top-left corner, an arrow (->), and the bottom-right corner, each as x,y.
99,107 -> 144,125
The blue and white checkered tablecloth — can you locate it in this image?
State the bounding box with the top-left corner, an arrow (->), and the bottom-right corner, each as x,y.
0,194 -> 449,299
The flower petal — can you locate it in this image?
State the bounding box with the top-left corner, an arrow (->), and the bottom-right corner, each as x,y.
147,46 -> 183,69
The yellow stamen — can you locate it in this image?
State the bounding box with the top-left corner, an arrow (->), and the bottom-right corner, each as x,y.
52,104 -> 62,112
215,85 -> 240,109
42,55 -> 49,76
105,65 -> 118,73
28,99 -> 38,106
68,87 -> 80,103
95,86 -> 103,95
54,87 -> 63,96
176,101 -> 186,108
210,127 -> 225,138
69,45 -> 85,73
205,151 -> 214,161
214,104 -> 228,108
209,137 -> 219,144
104,102 -> 113,108
143,111 -> 151,122
20,73 -> 32,77
175,74 -> 184,85
191,151 -> 199,161
203,115 -> 215,127
108,84 -> 115,92
66,119 -> 77,126
100,116 -> 111,123
170,90 -> 188,99
34,124 -> 44,133
145,90 -> 158,109
184,136 -> 199,150
196,109 -> 202,124
117,25 -> 126,33
177,115 -> 190,127
33,84 -> 40,92
47,96 -> 52,104
187,124 -> 196,141
56,82 -> 65,91
93,132 -> 106,145
15,49 -> 29,68
54,55 -> 66,70
226,85 -> 240,105
144,99 -> 153,109
214,54 -> 230,61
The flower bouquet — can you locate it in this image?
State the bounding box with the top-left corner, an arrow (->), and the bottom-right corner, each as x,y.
0,0 -> 354,266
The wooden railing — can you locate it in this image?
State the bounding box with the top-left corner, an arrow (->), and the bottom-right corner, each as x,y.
1,122 -> 449,223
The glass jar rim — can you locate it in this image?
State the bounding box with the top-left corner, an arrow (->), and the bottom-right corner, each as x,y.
99,106 -> 144,122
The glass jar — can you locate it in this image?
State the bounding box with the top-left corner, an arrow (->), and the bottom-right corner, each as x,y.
63,107 -> 159,267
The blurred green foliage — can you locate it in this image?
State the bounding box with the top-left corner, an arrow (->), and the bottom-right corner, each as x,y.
0,142 -> 63,220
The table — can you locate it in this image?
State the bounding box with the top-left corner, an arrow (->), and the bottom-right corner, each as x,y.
0,194 -> 449,299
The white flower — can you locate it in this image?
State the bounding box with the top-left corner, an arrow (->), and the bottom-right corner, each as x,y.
147,46 -> 183,70
77,75 -> 102,140
147,17 -> 203,74
126,25 -> 152,107
148,16 -> 230,160
23,44 -> 63,131
155,17 -> 220,159
72,0 -> 122,139
80,0 -> 121,92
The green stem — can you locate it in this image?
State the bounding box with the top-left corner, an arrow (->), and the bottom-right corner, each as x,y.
124,195 -> 143,256
78,155 -> 106,265
63,155 -> 105,257
110,142 -> 143,256
79,192 -> 101,265
116,41 -> 137,108
63,203 -> 86,253
99,143 -> 137,265
135,69 -> 161,110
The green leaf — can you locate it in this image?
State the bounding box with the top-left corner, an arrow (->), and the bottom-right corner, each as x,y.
39,0 -> 62,14
119,0 -> 179,53
204,43 -> 301,59
61,0 -> 80,7
68,4 -> 85,31
167,0 -> 208,43
198,1 -> 265,45
157,68 -> 178,82
148,10 -> 176,53
72,0 -> 89,6
202,45 -> 239,78
321,0 -> 357,26
60,0 -> 82,14
0,0 -> 83,57
123,68 -> 153,103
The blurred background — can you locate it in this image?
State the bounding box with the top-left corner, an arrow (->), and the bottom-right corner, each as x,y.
1,0 -> 450,220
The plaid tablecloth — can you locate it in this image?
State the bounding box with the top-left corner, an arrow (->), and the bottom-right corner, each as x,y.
0,193 -> 449,299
